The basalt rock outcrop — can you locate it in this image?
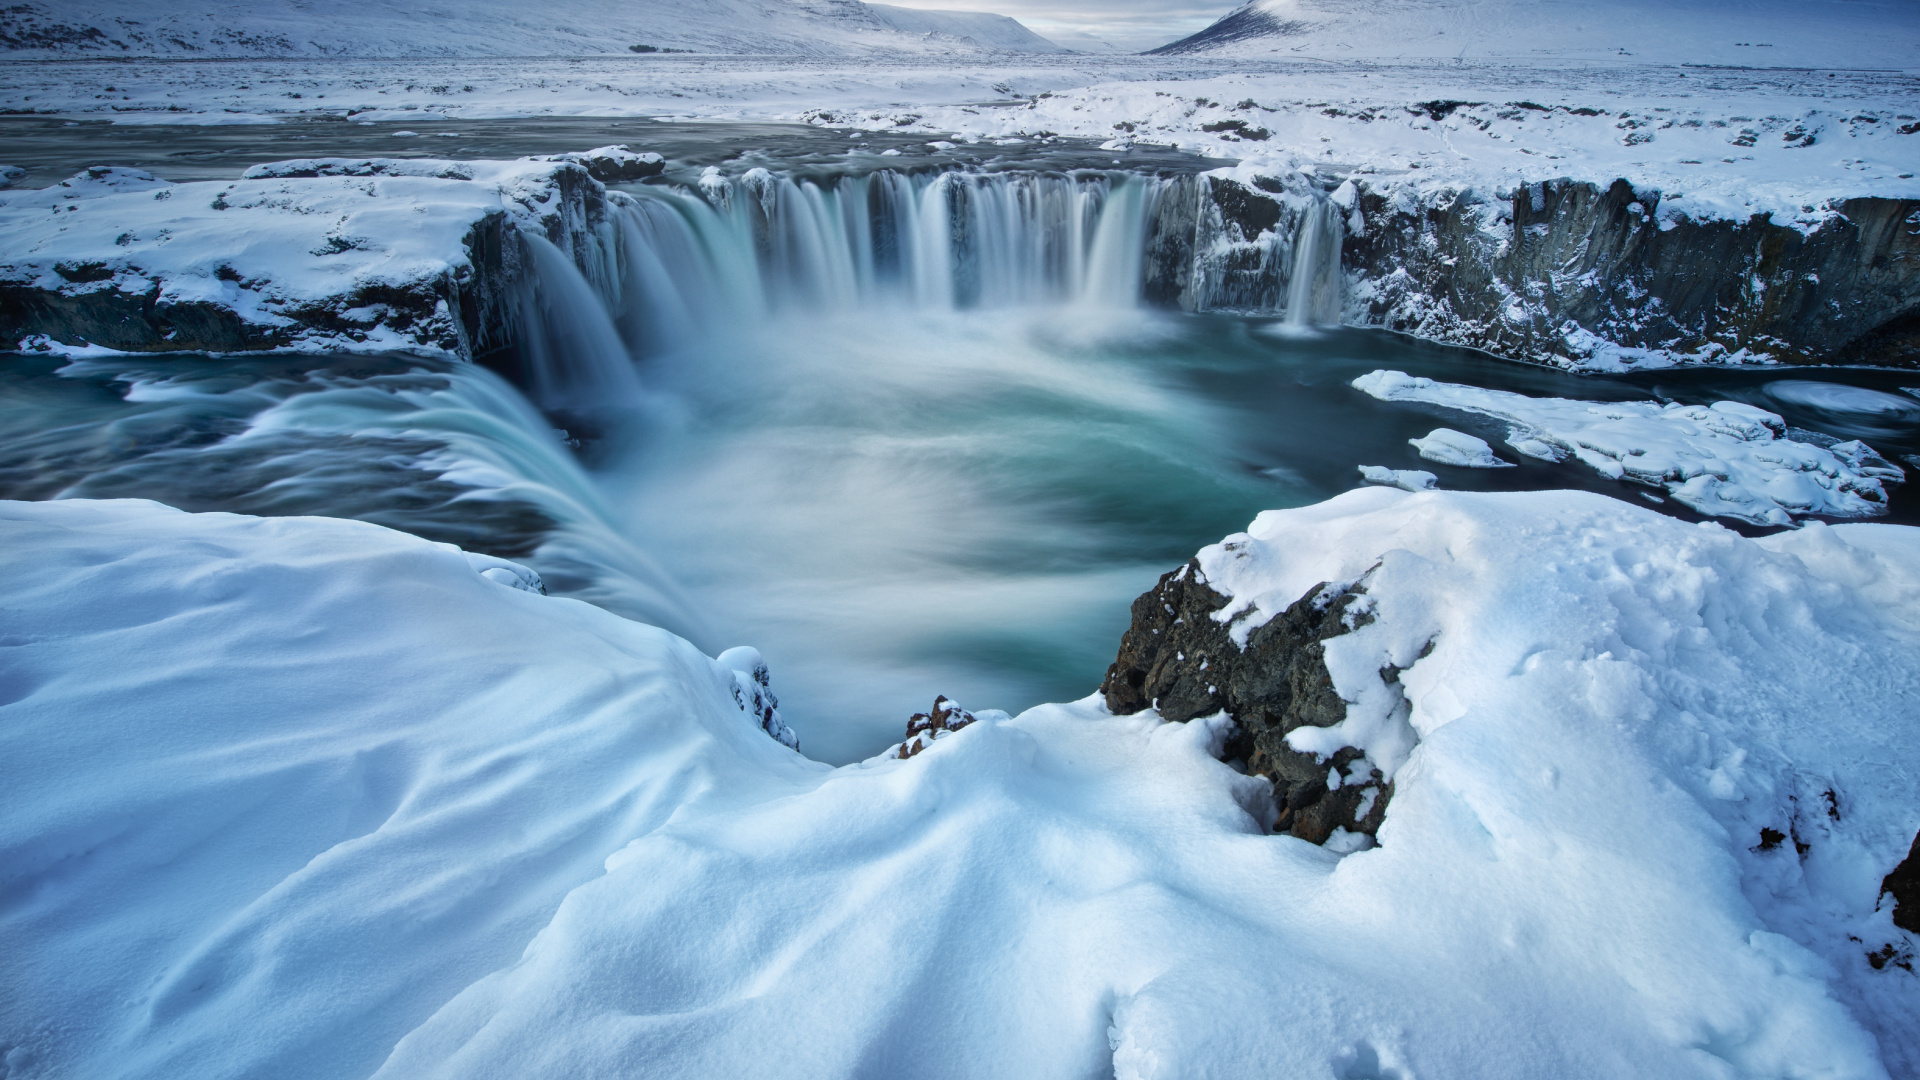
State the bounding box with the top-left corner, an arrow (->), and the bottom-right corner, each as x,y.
1351,179 -> 1920,367
1100,560 -> 1392,844
1151,171 -> 1920,368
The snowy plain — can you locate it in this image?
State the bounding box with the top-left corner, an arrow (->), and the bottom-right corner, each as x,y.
0,0 -> 1070,59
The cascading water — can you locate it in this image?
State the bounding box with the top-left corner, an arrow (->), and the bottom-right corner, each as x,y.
516,233 -> 648,411
581,170 -> 1168,355
1285,198 -> 1344,327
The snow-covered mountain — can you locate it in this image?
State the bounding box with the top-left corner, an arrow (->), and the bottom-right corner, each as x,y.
0,0 -> 1069,57
1149,0 -> 1920,69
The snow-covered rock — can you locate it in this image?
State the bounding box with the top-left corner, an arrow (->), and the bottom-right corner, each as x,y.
1355,368 -> 1904,525
1143,170 -> 1920,370
1358,464 -> 1439,491
1410,427 -> 1510,468
3,492 -> 1917,1077
1102,566 -> 1393,844
0,157 -> 612,356
540,145 -> 666,184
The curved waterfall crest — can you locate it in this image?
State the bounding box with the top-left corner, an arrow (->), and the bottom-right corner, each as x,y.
503,166 -> 1352,408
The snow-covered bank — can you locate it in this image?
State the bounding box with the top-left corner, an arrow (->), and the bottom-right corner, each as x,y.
0,153 -> 644,357
3,492 -> 1916,1077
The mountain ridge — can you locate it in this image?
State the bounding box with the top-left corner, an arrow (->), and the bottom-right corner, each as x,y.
0,0 -> 1070,58
1148,0 -> 1920,69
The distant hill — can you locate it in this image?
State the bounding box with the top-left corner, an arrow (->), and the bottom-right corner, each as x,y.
1148,0 -> 1920,69
0,0 -> 1069,57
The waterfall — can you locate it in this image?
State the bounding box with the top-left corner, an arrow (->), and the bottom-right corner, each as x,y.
500,169 -> 1243,410
516,232 -> 647,411
1284,199 -> 1344,327
571,169 -> 1164,357
1079,177 -> 1150,308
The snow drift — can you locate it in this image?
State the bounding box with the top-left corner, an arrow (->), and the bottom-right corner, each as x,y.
2,491 -> 1917,1077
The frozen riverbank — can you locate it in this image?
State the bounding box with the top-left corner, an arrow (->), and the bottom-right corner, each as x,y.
2,491 -> 1915,1077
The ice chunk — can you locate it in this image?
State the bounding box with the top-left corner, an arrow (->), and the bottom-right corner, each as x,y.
1358,464 -> 1438,491
1354,370 -> 1896,524
1408,427 -> 1512,468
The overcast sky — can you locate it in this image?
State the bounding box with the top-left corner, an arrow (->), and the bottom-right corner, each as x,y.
887,0 -> 1238,52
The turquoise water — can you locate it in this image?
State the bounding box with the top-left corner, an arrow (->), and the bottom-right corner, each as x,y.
8,311 -> 1916,760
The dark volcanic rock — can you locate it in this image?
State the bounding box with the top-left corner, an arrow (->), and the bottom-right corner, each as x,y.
1100,560 -> 1393,844
1145,172 -> 1920,368
1885,830 -> 1920,934
896,696 -> 978,759
1346,179 -> 1920,368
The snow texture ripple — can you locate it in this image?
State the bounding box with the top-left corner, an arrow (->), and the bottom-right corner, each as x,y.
2,492 -> 1916,1077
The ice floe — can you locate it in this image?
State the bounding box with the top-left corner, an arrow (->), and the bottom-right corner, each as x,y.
1356,368 -> 1904,525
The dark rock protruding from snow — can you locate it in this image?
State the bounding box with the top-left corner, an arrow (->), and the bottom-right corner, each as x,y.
1145,172 -> 1920,368
897,696 -> 977,759
1100,561 -> 1391,844
1885,830 -> 1920,933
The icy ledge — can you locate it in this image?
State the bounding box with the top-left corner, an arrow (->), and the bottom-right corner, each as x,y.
1355,368 -> 1905,525
2,493 -> 1918,1078
0,149 -> 651,357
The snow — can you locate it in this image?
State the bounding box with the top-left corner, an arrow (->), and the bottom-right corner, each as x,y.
7,54 -> 1912,228
1157,0 -> 1920,69
0,498 -> 822,1080
1355,368 -> 1905,525
0,0 -> 1069,58
3,492 -> 1916,1077
1358,463 -> 1439,491
0,158 -> 580,354
1409,426 -> 1511,468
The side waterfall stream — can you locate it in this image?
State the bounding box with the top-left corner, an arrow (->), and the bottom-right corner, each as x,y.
8,164 -> 1920,761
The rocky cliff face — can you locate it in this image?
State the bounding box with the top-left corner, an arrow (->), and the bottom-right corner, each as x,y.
1149,170 -> 1920,370
7,154 -> 1915,375
1100,559 -> 1395,845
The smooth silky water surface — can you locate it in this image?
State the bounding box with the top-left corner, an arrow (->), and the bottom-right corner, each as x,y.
8,317 -> 1919,761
